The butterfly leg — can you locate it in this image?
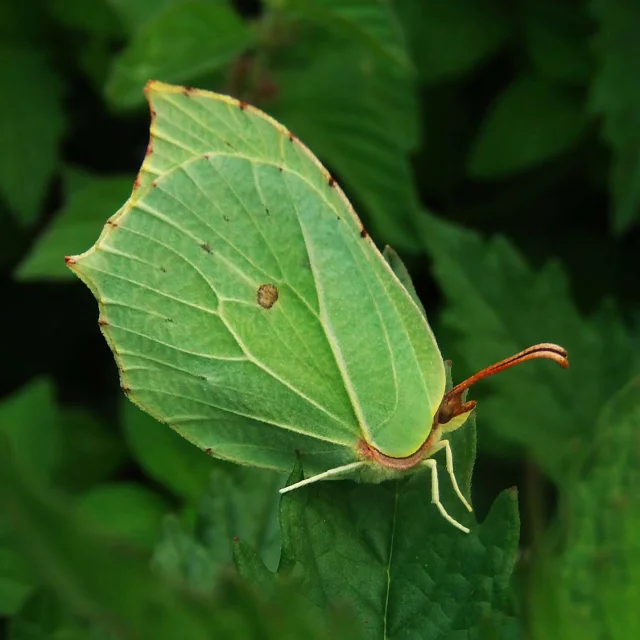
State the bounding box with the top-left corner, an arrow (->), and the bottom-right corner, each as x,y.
428,439 -> 473,513
279,461 -> 366,494
423,459 -> 470,533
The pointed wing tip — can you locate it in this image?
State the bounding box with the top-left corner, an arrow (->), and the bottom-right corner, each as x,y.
64,255 -> 79,270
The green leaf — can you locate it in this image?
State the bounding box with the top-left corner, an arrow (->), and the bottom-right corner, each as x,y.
420,213 -> 640,481
0,379 -> 61,482
153,463 -> 284,592
76,483 -> 169,550
7,590 -> 88,640
239,412 -> 520,638
530,379 -> 640,639
590,0 -> 640,232
0,437 -> 355,639
282,0 -> 412,70
272,39 -> 421,250
0,435 -> 224,639
0,381 -> 60,616
106,0 -> 187,33
394,0 -> 510,83
47,0 -> 122,36
0,43 -> 65,225
55,408 -> 127,492
0,519 -> 36,616
122,402 -> 215,501
106,1 -> 254,108
522,0 -> 592,85
16,176 -> 132,281
468,75 -> 588,178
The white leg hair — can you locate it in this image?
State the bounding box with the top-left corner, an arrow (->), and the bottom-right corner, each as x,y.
428,439 -> 473,513
423,459 -> 470,534
279,461 -> 366,494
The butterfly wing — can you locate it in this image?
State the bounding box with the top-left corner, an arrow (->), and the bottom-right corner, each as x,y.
69,82 -> 445,475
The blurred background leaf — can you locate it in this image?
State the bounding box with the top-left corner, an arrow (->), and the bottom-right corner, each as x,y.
468,75 -> 588,178
529,378 -> 640,639
16,176 -> 132,281
106,0 -> 256,108
421,213 -> 639,480
395,0 -> 509,83
0,43 -> 66,226
590,0 -> 640,233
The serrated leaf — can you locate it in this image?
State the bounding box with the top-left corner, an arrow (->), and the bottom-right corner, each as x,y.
153,463 -> 283,592
420,213 -> 639,481
284,0 -> 412,70
530,379 -> 640,639
106,0 -> 254,108
395,0 -> 509,83
76,483 -> 169,550
122,402 -> 215,501
239,411 -> 520,639
16,176 -> 132,281
522,0 -> 592,85
468,75 -> 588,178
590,0 -> 640,232
0,43 -> 65,225
271,40 -> 421,250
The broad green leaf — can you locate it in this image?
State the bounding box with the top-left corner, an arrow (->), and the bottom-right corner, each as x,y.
530,379 -> 640,639
194,465 -> 283,572
0,437 -> 355,639
238,410 -> 520,639
107,0 -> 254,108
16,176 -> 132,281
522,0 -> 592,85
55,408 -> 127,492
0,381 -> 59,616
122,402 -> 215,501
395,0 -> 509,83
468,75 -> 588,178
281,0 -> 412,70
106,0 -> 187,33
0,43 -> 65,225
271,39 -> 421,250
590,0 -> 640,232
0,379 -> 60,481
76,483 -> 169,550
421,213 -> 639,481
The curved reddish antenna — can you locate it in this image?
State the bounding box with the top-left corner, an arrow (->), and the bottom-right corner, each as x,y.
437,343 -> 569,425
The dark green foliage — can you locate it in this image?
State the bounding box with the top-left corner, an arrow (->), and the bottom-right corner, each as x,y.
1,0 -> 638,637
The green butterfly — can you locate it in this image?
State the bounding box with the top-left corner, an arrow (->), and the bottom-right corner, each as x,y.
67,82 -> 568,533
